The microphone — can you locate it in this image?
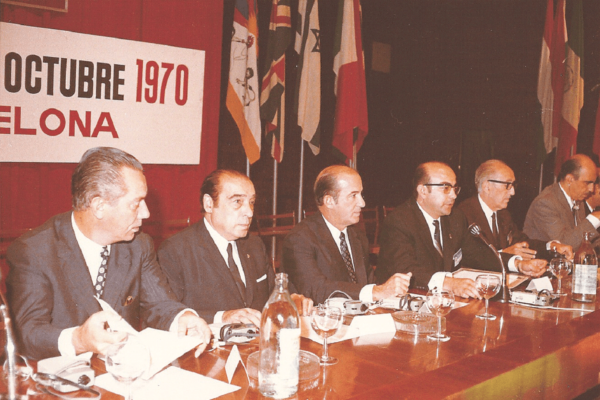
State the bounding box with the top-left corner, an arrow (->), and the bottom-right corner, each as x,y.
468,223 -> 510,303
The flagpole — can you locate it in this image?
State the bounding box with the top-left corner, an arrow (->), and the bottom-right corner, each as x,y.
246,158 -> 250,178
539,162 -> 544,195
298,139 -> 305,223
272,158 -> 277,267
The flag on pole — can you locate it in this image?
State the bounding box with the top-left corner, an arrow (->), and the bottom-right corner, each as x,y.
554,0 -> 584,175
332,0 -> 368,165
295,0 -> 321,155
260,0 -> 292,163
226,0 -> 261,164
537,0 -> 555,162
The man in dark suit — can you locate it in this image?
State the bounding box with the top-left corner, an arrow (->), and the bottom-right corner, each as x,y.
159,170 -> 312,326
7,147 -> 210,360
377,162 -> 547,298
458,160 -> 572,261
282,165 -> 411,305
524,154 -> 600,250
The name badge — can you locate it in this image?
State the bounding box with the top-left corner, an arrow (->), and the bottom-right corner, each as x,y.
453,248 -> 462,267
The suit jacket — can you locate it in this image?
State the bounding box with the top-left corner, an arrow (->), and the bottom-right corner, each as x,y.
376,198 -> 508,289
457,196 -> 550,260
6,212 -> 186,360
281,212 -> 373,305
523,183 -> 598,250
158,220 -> 275,323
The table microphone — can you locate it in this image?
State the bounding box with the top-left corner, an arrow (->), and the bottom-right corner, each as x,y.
468,223 -> 510,303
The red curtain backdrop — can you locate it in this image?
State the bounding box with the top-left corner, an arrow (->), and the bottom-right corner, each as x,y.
0,0 -> 222,232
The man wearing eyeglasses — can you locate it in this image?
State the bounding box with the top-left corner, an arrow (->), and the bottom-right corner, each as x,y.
524,154 -> 600,250
377,162 -> 546,299
458,160 -> 572,268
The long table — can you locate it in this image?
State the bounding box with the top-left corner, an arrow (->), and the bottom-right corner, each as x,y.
3,282 -> 600,399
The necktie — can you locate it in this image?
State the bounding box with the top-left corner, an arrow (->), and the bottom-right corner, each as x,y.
432,220 -> 443,256
572,203 -> 579,227
339,232 -> 358,283
95,246 -> 109,298
491,212 -> 499,245
227,243 -> 247,305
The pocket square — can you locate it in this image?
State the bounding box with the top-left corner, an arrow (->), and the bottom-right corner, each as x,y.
256,274 -> 267,283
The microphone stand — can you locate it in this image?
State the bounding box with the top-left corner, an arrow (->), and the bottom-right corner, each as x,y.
469,224 -> 511,303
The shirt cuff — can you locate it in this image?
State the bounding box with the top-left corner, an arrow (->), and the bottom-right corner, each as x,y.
429,272 -> 451,291
213,311 -> 225,324
58,327 -> 78,357
168,308 -> 199,334
546,240 -> 560,250
359,284 -> 375,303
587,214 -> 600,229
507,255 -> 520,273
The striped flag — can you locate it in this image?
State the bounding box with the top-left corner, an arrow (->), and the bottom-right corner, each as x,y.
226,0 -> 261,164
332,0 -> 368,165
294,0 -> 321,155
554,0 -> 584,175
260,0 -> 292,162
537,0 -> 555,160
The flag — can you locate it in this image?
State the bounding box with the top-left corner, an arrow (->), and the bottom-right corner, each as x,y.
536,0 -> 555,163
594,93 -> 600,159
294,0 -> 321,155
554,0 -> 584,175
226,0 -> 261,164
260,0 -> 292,162
332,0 -> 368,165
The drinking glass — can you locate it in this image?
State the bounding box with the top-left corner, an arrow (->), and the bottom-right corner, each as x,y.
105,334 -> 151,400
549,256 -> 572,295
475,274 -> 502,320
426,289 -> 455,342
311,305 -> 343,365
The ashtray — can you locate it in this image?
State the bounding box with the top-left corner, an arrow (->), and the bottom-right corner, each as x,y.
246,350 -> 320,390
392,311 -> 444,335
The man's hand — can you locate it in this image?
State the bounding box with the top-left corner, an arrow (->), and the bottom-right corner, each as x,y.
373,273 -> 412,300
222,308 -> 262,327
515,259 -> 548,278
290,294 -> 313,316
549,241 -> 574,260
443,277 -> 481,299
177,311 -> 212,357
503,241 -> 536,260
72,311 -> 127,355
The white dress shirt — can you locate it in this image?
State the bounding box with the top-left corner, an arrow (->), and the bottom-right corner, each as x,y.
477,196 -> 519,272
415,202 -> 451,290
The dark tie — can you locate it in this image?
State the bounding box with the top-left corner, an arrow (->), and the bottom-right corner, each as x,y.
227,243 -> 247,305
491,212 -> 499,245
94,246 -> 109,298
432,220 -> 443,256
339,232 -> 357,283
572,203 -> 579,227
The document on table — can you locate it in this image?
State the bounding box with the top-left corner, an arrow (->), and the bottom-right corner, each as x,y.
453,268 -> 528,289
96,366 -> 240,400
96,297 -> 202,379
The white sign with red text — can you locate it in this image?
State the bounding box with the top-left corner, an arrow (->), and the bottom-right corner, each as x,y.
0,22 -> 204,164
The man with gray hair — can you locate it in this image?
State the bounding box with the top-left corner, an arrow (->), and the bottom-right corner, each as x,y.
7,147 -> 211,360
457,160 -> 572,266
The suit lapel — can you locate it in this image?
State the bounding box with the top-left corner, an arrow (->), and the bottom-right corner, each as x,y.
409,201 -> 444,269
497,210 -> 511,249
440,216 -> 456,272
473,199 -> 498,248
56,213 -> 102,316
348,227 -> 368,286
102,242 -> 132,309
237,238 -> 255,306
312,214 -> 354,282
554,184 -> 576,228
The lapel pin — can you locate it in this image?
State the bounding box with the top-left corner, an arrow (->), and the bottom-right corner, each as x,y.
247,254 -> 250,259
124,296 -> 134,306
449,234 -> 453,240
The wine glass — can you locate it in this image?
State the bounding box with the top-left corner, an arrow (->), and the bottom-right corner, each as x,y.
105,334 -> 151,400
475,274 -> 502,320
426,289 -> 454,342
311,305 -> 343,365
549,256 -> 572,295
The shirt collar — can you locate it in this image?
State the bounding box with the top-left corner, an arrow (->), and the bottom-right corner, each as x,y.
558,182 -> 576,208
71,212 -> 110,255
416,200 -> 439,226
478,195 -> 495,219
322,214 -> 348,240
204,217 -> 235,252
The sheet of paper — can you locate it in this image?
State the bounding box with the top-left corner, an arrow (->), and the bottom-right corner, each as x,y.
96,367 -> 240,400
225,345 -> 241,383
300,316 -> 360,344
526,276 -> 554,292
138,328 -> 202,379
452,268 -> 528,289
349,314 -> 396,336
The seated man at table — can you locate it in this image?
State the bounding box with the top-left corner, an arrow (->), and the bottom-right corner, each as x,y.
6,147 -> 211,360
376,162 -> 547,298
458,159 -> 572,261
158,170 -> 312,326
524,154 -> 600,250
281,165 -> 412,305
